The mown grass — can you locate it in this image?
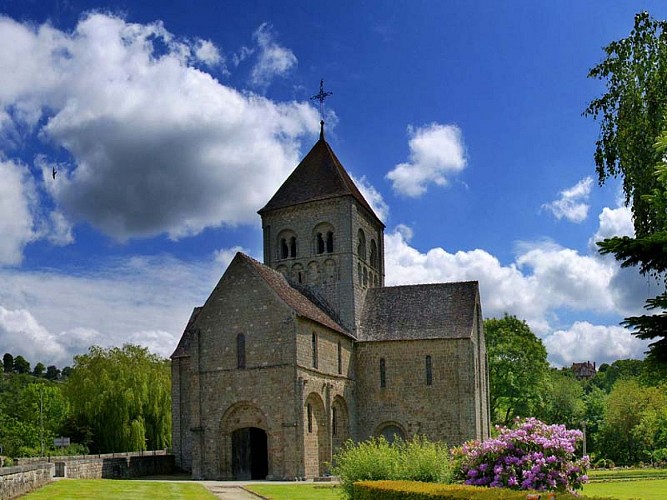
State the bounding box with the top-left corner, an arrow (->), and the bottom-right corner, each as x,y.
583,478 -> 667,499
245,483 -> 341,500
23,479 -> 217,499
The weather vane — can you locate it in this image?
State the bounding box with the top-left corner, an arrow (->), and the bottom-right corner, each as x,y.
310,79 -> 333,121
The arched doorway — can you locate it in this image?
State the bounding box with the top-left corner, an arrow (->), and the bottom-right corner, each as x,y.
231,427 -> 268,480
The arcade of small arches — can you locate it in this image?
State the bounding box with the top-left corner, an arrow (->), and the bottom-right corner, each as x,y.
356,228 -> 380,288
274,224 -> 381,288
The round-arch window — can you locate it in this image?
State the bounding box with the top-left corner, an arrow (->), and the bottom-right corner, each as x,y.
379,425 -> 404,444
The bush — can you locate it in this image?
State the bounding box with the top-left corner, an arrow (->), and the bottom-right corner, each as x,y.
396,435 -> 451,483
332,436 -> 451,498
351,480 -> 617,500
453,417 -> 589,493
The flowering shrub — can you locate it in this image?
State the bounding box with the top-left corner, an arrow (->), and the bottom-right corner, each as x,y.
453,417 -> 589,492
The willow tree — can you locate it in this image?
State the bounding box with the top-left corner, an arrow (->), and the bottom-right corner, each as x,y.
64,344 -> 171,453
585,12 -> 667,361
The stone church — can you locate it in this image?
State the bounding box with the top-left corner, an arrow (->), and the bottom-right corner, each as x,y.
171,123 -> 490,480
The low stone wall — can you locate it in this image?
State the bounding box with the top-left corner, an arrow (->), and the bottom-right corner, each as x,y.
16,449 -> 169,465
0,463 -> 54,500
54,454 -> 175,479
10,451 -> 173,480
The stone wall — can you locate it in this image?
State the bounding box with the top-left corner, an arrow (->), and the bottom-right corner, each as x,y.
355,338 -> 479,445
54,454 -> 174,479
0,463 -> 53,500
14,452 -> 173,480
187,263 -> 301,480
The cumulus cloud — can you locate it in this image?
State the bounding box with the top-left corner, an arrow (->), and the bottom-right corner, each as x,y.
542,176 -> 593,223
0,159 -> 37,264
249,23 -> 297,88
544,321 -> 649,367
386,123 -> 466,197
352,174 -> 390,223
590,205 -> 634,246
0,252 -> 228,365
0,13 -> 318,242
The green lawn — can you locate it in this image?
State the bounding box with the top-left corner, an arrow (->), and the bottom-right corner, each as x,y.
245,483 -> 341,500
583,478 -> 667,499
23,479 -> 217,499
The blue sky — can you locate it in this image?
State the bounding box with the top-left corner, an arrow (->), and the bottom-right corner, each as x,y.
0,0 -> 664,368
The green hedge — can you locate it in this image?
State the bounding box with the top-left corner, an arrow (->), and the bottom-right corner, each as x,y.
351,480 -> 620,500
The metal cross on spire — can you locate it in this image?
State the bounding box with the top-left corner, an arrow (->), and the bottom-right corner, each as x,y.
310,79 -> 333,121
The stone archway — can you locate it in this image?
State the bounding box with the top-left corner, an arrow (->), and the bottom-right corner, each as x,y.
304,392 -> 327,478
220,402 -> 270,480
331,395 -> 350,454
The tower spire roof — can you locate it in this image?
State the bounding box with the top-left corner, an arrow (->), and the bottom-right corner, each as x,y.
258,135 -> 384,227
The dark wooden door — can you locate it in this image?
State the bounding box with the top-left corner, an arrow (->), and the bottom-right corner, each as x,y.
232,427 -> 268,480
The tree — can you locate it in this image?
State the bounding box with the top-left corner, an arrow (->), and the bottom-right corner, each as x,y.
484,314 -> 550,425
540,370 -> 585,429
63,344 -> 171,453
45,365 -> 61,381
33,362 -> 45,377
599,379 -> 667,464
585,12 -> 667,361
13,355 -> 30,374
3,353 -> 13,373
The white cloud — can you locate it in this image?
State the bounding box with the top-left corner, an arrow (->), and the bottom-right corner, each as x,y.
0,13 -> 319,243
0,159 -> 37,264
0,306 -> 70,366
544,321 -> 649,367
214,245 -> 252,267
352,175 -> 390,223
0,253 -> 225,366
249,23 -> 297,88
590,205 -> 634,246
542,176 -> 593,223
386,123 -> 467,197
194,39 -> 224,68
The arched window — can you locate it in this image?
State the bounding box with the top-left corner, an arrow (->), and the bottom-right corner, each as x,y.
363,267 -> 368,287
289,236 -> 297,258
312,333 -> 318,369
357,229 -> 366,260
332,406 -> 338,436
314,223 -> 335,255
307,403 -> 313,433
237,333 -> 246,369
425,355 -> 432,386
277,230 -> 297,259
337,341 -> 342,375
280,238 -> 288,259
326,231 -> 334,253
370,240 -> 378,269
380,358 -> 386,388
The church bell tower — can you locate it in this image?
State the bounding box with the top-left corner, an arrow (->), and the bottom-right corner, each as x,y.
257,116 -> 385,335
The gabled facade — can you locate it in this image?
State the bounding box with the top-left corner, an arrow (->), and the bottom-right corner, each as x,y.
171,127 -> 490,480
